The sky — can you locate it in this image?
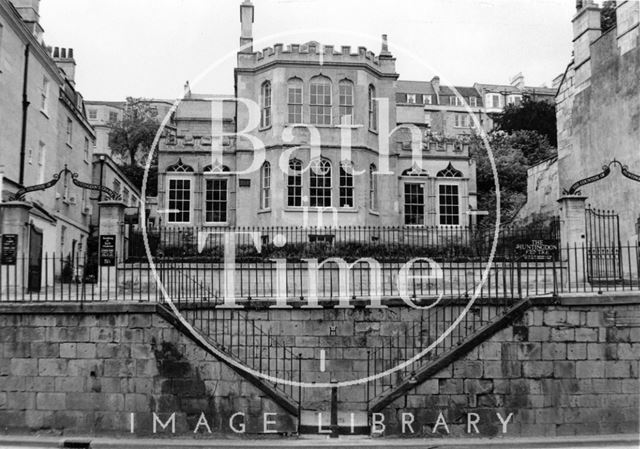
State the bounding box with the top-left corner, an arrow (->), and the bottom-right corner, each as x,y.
38,0 -> 577,101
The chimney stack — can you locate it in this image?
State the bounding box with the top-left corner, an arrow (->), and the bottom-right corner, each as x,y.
431,76 -> 441,95
380,34 -> 391,56
52,46 -> 77,86
10,0 -> 43,41
239,0 -> 254,53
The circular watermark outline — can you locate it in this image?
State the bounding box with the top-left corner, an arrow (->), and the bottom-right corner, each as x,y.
139,27 -> 501,389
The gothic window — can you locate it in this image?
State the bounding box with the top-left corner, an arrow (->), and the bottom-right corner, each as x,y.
310,76 -> 332,125
339,161 -> 354,208
310,159 -> 332,207
167,159 -> 195,173
287,78 -> 303,124
260,161 -> 271,209
402,166 -> 429,177
404,183 -> 424,225
369,164 -> 378,211
437,163 -> 463,178
368,85 -> 377,131
203,165 -> 230,224
287,158 -> 303,207
338,79 -> 354,125
260,81 -> 272,128
438,184 -> 460,225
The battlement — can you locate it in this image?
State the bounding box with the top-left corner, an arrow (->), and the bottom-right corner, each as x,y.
239,41 -> 396,74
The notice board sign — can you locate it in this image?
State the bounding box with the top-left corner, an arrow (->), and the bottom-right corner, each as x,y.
1,234 -> 18,265
515,239 -> 559,261
99,235 -> 117,266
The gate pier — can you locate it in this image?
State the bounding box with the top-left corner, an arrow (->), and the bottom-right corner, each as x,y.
557,195 -> 587,288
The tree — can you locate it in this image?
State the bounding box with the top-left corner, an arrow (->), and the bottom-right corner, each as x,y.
471,130 -> 557,224
601,1 -> 617,33
108,98 -> 160,166
493,98 -> 557,147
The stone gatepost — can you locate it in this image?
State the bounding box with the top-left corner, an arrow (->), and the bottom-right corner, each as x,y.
98,201 -> 126,290
0,201 -> 32,293
557,195 -> 588,288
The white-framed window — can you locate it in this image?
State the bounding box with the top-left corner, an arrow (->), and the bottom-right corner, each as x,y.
260,161 -> 271,209
66,118 -> 73,146
338,79 -> 354,125
339,161 -> 354,208
38,142 -> 46,183
368,85 -> 377,131
84,137 -> 90,161
310,76 -> 332,125
287,159 -> 303,207
507,94 -> 522,106
204,178 -> 228,223
469,97 -> 478,107
454,113 -> 470,128
424,95 -> 433,105
167,178 -> 192,224
310,159 -> 332,207
369,164 -> 378,211
287,78 -> 303,124
404,182 -> 425,225
260,81 -> 272,128
88,109 -> 97,120
449,96 -> 464,106
438,184 -> 460,226
487,93 -> 501,109
407,93 -> 417,104
41,77 -> 49,113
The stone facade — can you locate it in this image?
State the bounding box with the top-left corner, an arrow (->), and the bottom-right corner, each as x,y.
156,1 -> 479,230
0,300 -> 638,437
555,1 -> 640,242
0,0 -> 94,281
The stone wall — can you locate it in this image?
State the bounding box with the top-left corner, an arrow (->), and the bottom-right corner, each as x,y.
0,305 -> 295,436
0,299 -> 638,438
379,301 -> 640,437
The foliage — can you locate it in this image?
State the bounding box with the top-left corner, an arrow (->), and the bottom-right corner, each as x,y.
493,98 -> 557,147
471,130 -> 557,225
118,164 -> 158,197
601,1 -> 617,33
108,98 -> 160,166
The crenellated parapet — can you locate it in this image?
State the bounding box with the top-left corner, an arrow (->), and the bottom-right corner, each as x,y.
237,41 -> 397,75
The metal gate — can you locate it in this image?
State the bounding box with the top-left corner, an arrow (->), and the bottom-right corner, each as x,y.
585,207 -> 622,282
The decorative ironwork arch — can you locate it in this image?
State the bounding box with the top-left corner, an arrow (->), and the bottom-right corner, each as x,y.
563,159 -> 640,195
10,165 -> 120,202
437,162 -> 463,178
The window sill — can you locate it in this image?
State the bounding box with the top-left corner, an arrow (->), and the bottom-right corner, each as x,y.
203,222 -> 230,227
259,125 -> 272,132
66,143 -> 73,150
368,128 -> 378,135
257,208 -> 271,214
336,207 -> 359,213
368,209 -> 380,216
40,109 -> 49,119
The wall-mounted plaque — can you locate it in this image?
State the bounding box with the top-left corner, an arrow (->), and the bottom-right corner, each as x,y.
1,234 -> 18,265
99,235 -> 117,267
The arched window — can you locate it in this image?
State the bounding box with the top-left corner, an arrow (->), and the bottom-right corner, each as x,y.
310,159 -> 332,207
287,78 -> 303,124
339,161 -> 354,208
260,161 -> 271,209
402,165 -> 429,177
368,85 -> 377,131
166,159 -> 194,224
310,76 -> 332,125
203,165 -> 230,224
338,79 -> 354,125
369,163 -> 378,211
260,81 -> 271,128
287,158 -> 303,207
436,162 -> 463,178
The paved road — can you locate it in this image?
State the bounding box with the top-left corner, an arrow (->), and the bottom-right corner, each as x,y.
1,435 -> 638,449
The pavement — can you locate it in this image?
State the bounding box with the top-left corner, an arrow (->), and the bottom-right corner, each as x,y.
0,434 -> 638,449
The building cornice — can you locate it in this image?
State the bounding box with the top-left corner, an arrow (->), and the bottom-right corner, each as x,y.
235,60 -> 400,80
